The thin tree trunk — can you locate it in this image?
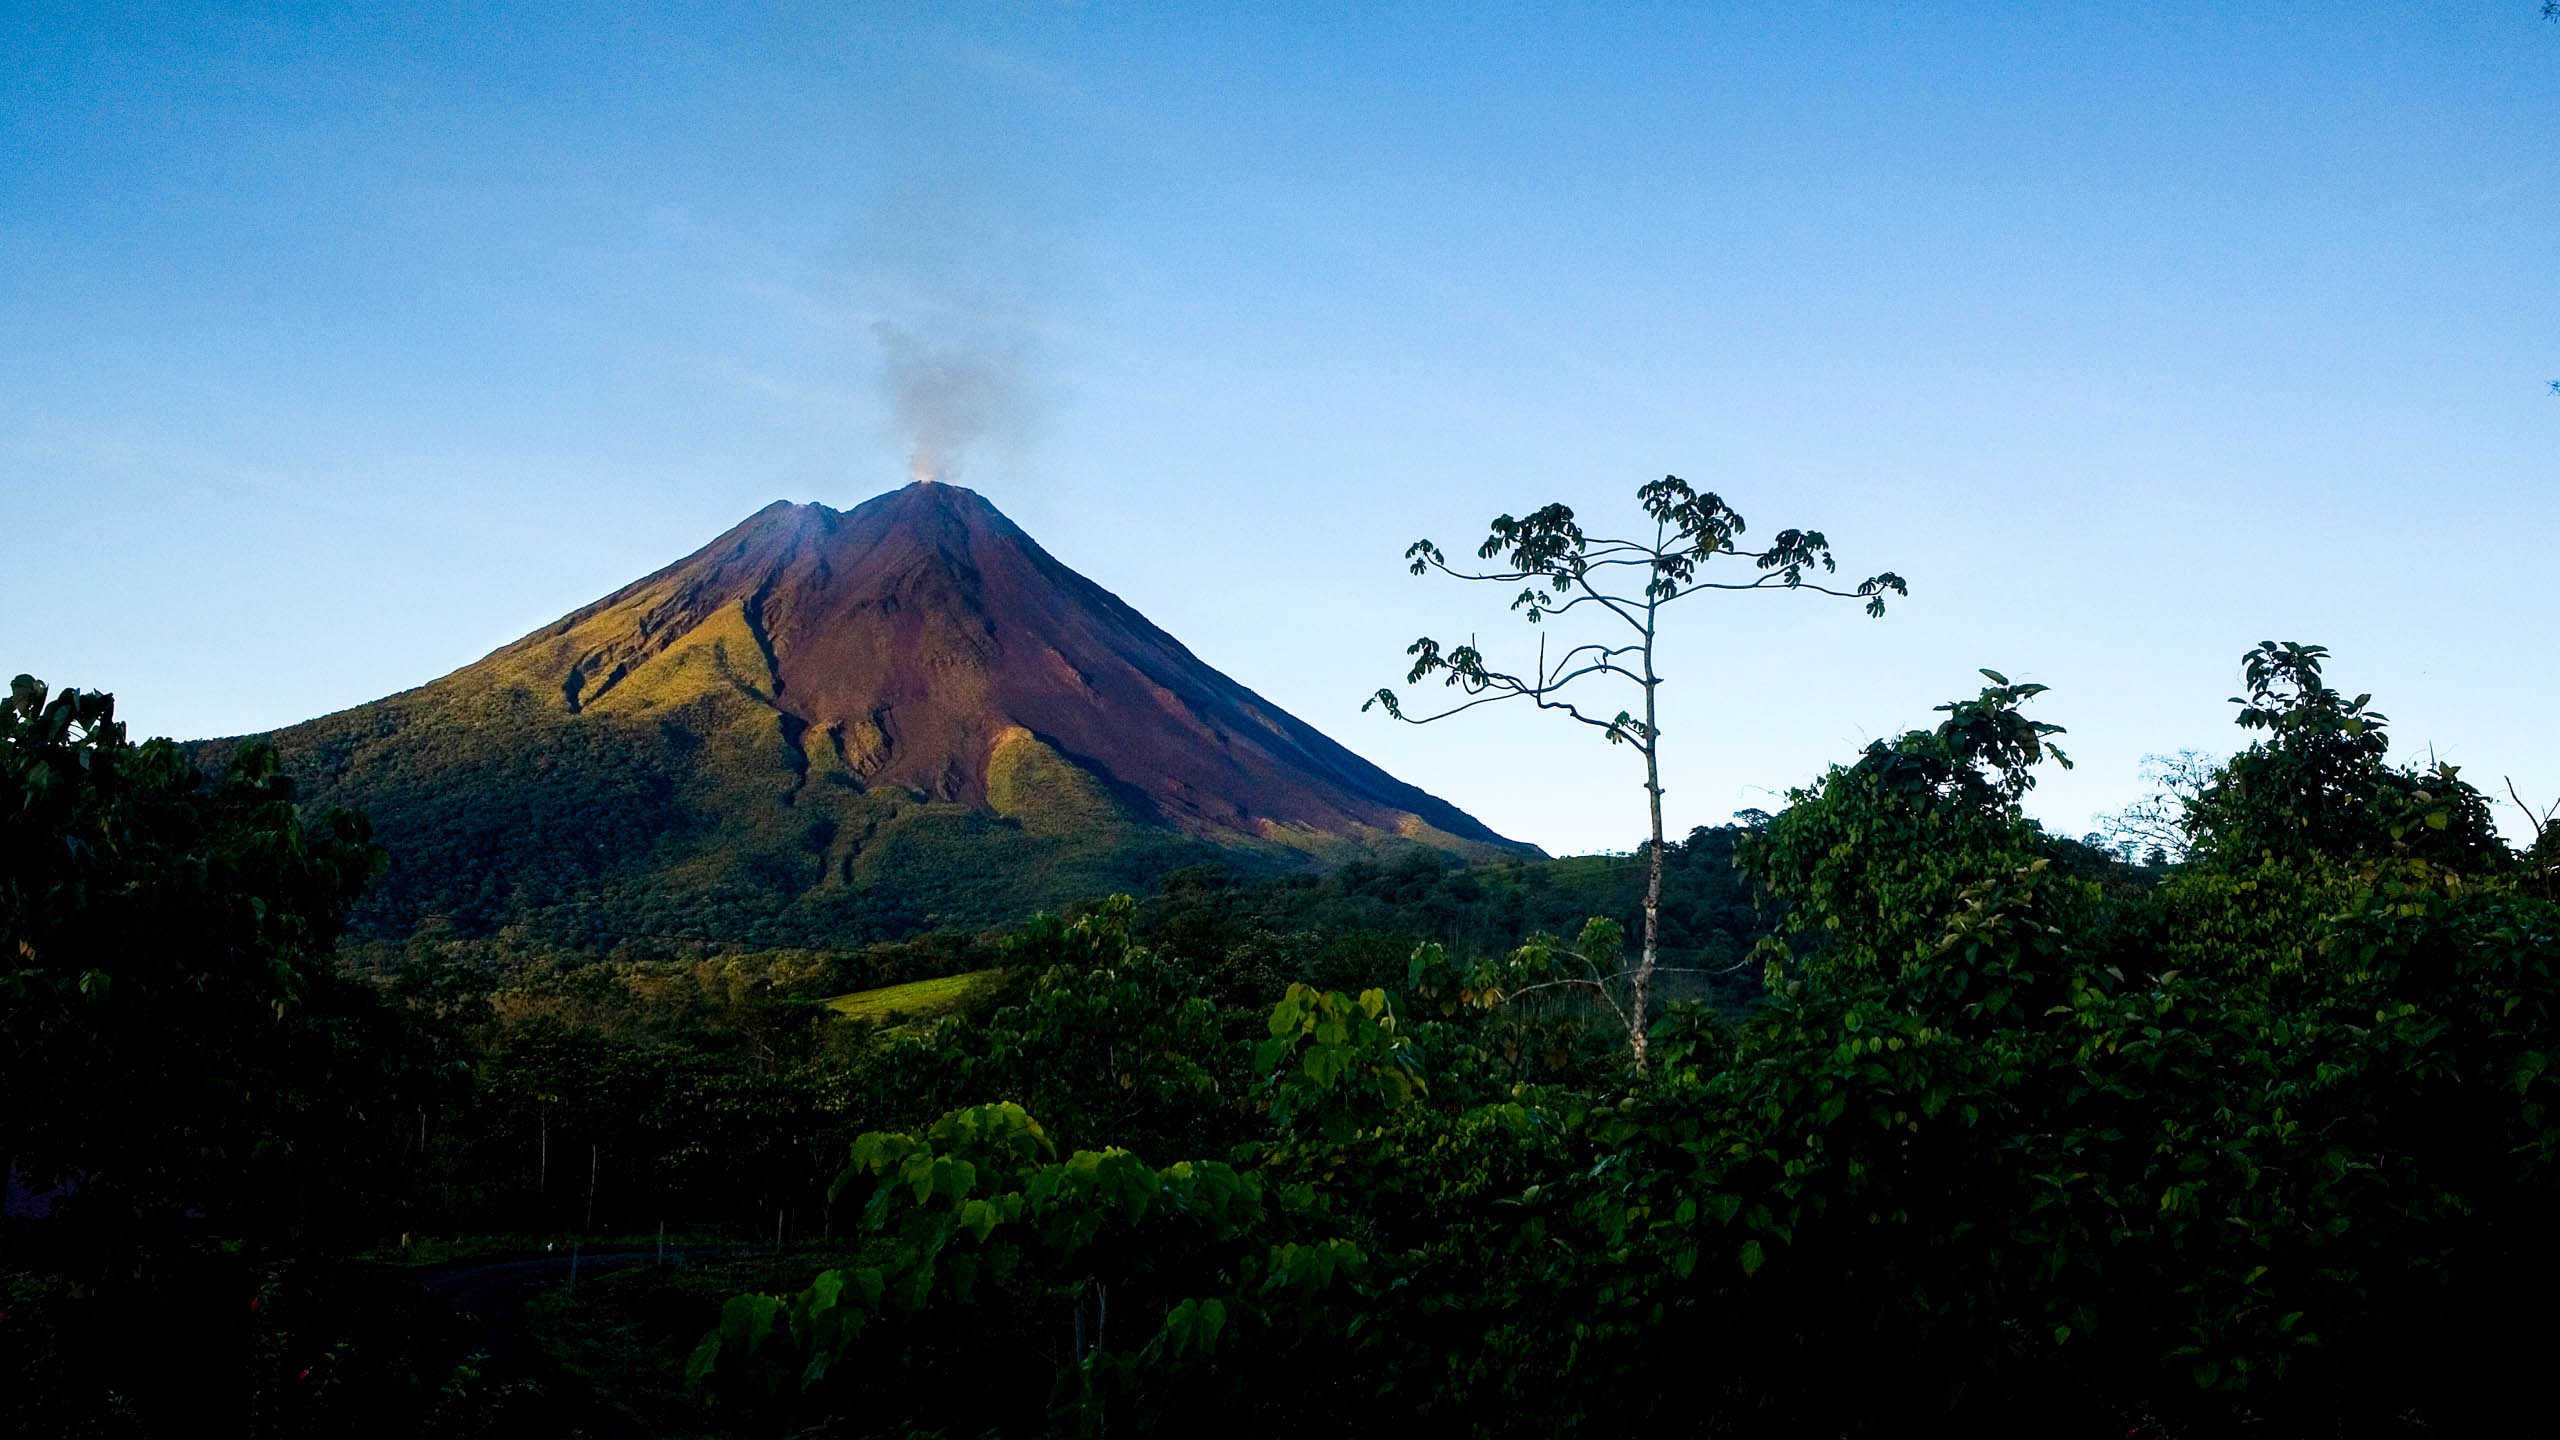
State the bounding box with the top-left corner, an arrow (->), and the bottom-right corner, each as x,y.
585,1142 -> 598,1230
1632,649 -> 1664,1074
1633,750 -> 1663,1072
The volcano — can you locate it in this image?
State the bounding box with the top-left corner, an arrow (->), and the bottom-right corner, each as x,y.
226,483 -> 1529,946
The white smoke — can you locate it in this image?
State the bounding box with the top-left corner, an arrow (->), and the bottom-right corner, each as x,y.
848,105 -> 1069,490
873,319 -> 1025,486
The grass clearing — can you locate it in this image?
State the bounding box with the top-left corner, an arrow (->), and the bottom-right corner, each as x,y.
820,968 -> 1005,1027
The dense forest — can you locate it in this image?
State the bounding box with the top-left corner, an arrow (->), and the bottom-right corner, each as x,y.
9,643 -> 2560,1436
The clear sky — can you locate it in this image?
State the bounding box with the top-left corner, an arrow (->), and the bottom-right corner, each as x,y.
4,2 -> 2555,856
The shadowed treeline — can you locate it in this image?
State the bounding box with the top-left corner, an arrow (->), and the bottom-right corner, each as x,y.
11,643 -> 2560,1436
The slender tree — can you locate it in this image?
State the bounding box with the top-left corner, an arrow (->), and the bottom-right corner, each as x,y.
1366,476 -> 1903,1070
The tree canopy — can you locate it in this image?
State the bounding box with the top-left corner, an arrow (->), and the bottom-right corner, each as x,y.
687,643 -> 2560,1435
2,674 -> 403,1235
13,638 -> 2560,1436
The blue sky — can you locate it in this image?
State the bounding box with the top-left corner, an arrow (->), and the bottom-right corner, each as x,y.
4,2 -> 2555,855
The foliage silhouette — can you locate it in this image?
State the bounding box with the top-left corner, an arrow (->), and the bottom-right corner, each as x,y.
688,642 -> 2560,1436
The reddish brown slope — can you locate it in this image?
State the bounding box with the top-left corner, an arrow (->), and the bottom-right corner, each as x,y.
502,481 -> 1520,853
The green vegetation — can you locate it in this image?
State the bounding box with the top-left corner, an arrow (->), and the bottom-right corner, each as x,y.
526,1253 -> 813,1439
13,637 -> 2560,1435
822,969 -> 1006,1026
686,646 -> 2560,1435
0,677 -> 498,1436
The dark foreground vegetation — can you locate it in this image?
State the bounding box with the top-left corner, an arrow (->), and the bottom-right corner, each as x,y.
9,644 -> 2560,1435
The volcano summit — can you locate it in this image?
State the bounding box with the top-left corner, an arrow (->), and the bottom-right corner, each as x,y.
225,483 -> 1529,944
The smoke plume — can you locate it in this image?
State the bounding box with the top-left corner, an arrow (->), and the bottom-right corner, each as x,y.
873,319 -> 1025,486
847,98 -> 1068,490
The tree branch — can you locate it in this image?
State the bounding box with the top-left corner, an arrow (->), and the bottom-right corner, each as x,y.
2506,775 -> 2555,846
